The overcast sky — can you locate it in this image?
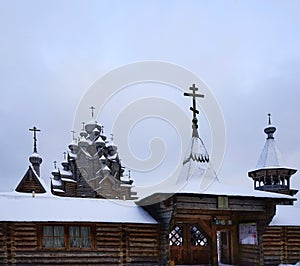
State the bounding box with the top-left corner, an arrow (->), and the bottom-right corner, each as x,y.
1,1 -> 300,201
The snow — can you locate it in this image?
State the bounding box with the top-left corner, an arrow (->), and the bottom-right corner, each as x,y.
61,177 -> 77,183
23,165 -> 48,193
53,188 -> 64,193
29,152 -> 42,159
60,169 -> 73,177
256,136 -> 284,169
51,178 -> 62,186
270,205 -> 300,226
279,263 -> 300,266
0,192 -> 157,224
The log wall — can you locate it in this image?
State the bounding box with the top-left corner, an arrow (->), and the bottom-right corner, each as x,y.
263,226 -> 300,265
0,222 -> 159,266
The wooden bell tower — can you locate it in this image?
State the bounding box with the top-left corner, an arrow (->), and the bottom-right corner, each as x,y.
248,114 -> 298,196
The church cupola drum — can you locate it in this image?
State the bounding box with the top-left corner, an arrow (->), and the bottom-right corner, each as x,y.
51,107 -> 137,200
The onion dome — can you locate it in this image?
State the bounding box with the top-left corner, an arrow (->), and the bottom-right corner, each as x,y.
99,165 -> 111,176
93,128 -> 100,136
29,152 -> 42,164
85,119 -> 102,134
100,155 -> 107,163
79,129 -> 88,138
78,135 -> 89,148
95,136 -> 105,148
29,152 -> 43,176
68,140 -> 78,153
107,134 -> 117,154
61,160 -> 69,170
51,168 -> 60,179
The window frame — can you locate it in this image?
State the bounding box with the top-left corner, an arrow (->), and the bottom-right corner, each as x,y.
38,223 -> 95,250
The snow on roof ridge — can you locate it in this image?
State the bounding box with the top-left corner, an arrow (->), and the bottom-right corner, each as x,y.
0,192 -> 157,224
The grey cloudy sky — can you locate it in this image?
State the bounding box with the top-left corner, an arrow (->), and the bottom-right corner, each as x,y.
1,1 -> 300,201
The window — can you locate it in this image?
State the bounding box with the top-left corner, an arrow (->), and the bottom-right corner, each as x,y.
41,225 -> 92,249
190,225 -> 208,246
169,225 -> 183,246
43,226 -> 65,248
70,226 -> 91,248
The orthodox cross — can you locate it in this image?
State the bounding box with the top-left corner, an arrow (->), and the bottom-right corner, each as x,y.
29,126 -> 41,153
110,133 -> 114,141
268,113 -> 272,125
63,152 -> 67,160
81,122 -> 85,130
71,130 -> 76,140
89,106 -> 95,118
53,160 -> 57,169
184,84 -> 204,127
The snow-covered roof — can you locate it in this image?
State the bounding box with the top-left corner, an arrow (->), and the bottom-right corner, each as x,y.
15,165 -> 48,194
270,205 -> 300,226
0,192 -> 156,224
147,123 -> 296,201
256,136 -> 284,169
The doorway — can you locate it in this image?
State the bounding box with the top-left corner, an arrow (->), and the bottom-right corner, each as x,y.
217,230 -> 232,265
169,223 -> 211,265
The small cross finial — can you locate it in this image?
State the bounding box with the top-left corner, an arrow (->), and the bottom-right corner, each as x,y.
53,160 -> 57,169
89,106 -> 95,118
29,126 -> 41,153
128,169 -> 131,180
71,130 -> 76,140
268,113 -> 272,125
81,122 -> 85,131
110,133 -> 114,141
63,152 -> 67,160
101,125 -> 104,134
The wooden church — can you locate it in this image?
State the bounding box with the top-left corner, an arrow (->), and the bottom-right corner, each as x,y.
0,85 -> 299,266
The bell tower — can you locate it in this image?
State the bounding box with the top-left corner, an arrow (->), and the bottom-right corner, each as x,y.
248,114 -> 298,196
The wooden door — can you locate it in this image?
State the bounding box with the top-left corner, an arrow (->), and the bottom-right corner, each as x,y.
169,223 -> 211,265
219,230 -> 231,264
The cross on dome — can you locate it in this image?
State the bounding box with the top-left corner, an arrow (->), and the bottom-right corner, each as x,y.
110,133 -> 114,141
89,106 -> 95,118
29,126 -> 41,153
184,84 -> 205,137
71,130 -> 76,140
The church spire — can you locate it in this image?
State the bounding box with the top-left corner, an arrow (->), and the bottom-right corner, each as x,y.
175,84 -> 216,191
28,126 -> 42,176
248,114 -> 298,196
264,113 -> 276,140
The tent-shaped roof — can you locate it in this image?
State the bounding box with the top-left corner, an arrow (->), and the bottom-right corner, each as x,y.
256,123 -> 285,169
15,165 -> 47,193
